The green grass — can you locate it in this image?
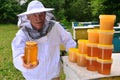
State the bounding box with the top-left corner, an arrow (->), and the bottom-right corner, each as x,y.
0,24 -> 25,80
0,24 -> 66,80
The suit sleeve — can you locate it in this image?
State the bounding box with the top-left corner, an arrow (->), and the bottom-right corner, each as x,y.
11,30 -> 27,72
57,23 -> 76,51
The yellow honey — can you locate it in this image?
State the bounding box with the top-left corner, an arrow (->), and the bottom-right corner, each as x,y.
97,58 -> 112,75
99,30 -> 114,45
98,44 -> 113,60
86,56 -> 98,71
78,40 -> 88,54
77,53 -> 87,67
87,29 -> 99,43
68,48 -> 78,63
24,41 -> 38,65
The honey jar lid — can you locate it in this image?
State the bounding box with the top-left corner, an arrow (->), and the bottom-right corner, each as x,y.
78,39 -> 88,44
97,58 -> 113,63
86,56 -> 97,60
68,48 -> 78,53
99,15 -> 116,19
26,41 -> 37,46
77,53 -> 87,56
87,42 -> 98,47
98,44 -> 113,49
99,30 -> 114,34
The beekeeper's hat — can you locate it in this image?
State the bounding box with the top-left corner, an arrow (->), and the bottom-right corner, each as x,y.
17,0 -> 54,16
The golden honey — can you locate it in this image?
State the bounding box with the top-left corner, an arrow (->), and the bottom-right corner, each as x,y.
99,15 -> 116,30
99,30 -> 114,45
68,48 -> 78,63
77,53 -> 87,67
24,41 -> 38,65
87,43 -> 98,57
78,40 -> 88,54
98,44 -> 113,60
86,56 -> 98,71
97,58 -> 112,75
87,29 -> 99,43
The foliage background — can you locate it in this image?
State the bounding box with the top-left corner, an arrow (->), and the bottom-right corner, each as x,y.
0,0 -> 120,26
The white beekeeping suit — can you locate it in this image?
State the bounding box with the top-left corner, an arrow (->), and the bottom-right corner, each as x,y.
17,15 -> 28,28
12,0 -> 76,80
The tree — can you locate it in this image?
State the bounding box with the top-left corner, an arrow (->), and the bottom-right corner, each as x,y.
90,0 -> 120,24
90,0 -> 104,18
103,0 -> 120,24
64,0 -> 92,21
0,0 -> 23,23
64,0 -> 74,21
40,0 -> 65,21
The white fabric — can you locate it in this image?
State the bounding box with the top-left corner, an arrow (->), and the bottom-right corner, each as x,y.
46,12 -> 56,21
17,0 -> 54,16
17,15 -> 28,28
12,21 -> 76,80
17,12 -> 56,28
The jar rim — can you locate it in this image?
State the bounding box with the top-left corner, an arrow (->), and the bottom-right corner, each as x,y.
26,41 -> 37,46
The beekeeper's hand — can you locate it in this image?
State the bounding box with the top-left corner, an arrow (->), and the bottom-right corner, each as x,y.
21,56 -> 39,69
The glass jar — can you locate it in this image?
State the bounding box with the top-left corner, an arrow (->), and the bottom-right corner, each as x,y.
24,41 -> 38,65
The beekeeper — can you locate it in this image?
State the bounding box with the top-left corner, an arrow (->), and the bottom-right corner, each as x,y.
11,0 -> 76,80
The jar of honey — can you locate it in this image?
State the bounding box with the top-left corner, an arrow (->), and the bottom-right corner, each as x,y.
99,30 -> 114,45
86,56 -> 98,71
99,15 -> 116,30
78,39 -> 88,54
87,29 -> 99,43
24,41 -> 38,65
87,43 -> 98,57
98,44 -> 113,60
97,58 -> 112,75
68,48 -> 78,63
77,53 -> 87,67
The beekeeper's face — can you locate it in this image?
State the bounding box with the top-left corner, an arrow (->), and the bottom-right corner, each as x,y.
27,12 -> 46,30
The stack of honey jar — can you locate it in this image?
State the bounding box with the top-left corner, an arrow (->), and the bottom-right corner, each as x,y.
68,40 -> 88,66
97,15 -> 116,75
68,15 -> 116,75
